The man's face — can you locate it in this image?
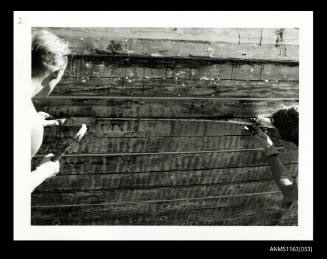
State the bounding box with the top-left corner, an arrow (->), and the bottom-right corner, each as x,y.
41,56 -> 68,89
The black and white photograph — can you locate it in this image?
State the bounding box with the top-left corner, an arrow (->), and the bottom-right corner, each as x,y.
14,11 -> 313,240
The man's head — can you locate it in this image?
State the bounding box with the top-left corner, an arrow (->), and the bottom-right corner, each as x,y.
32,30 -> 70,95
271,107 -> 299,145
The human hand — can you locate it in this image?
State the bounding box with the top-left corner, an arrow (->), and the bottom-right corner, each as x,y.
250,116 -> 273,128
36,153 -> 60,178
38,111 -> 61,127
251,125 -> 274,148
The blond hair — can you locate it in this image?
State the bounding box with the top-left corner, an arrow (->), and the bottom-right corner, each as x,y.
32,30 -> 70,76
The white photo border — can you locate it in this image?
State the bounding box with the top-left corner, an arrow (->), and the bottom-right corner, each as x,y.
13,11 -> 313,240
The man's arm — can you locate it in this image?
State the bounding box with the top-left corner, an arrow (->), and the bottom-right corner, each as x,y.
31,154 -> 59,193
265,146 -> 298,202
34,84 -> 53,98
250,126 -> 298,202
30,167 -> 52,193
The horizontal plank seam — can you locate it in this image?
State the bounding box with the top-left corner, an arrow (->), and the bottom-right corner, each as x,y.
33,147 -> 294,158
36,118 -> 288,121
45,117 -> 274,123
33,178 -> 275,194
36,147 -> 298,157
63,37 -> 299,45
41,134 -> 285,138
34,179 -> 282,193
31,116 -> 281,123
61,77 -> 299,83
43,162 -> 298,176
32,206 -> 297,219
31,208 -> 297,223
31,191 -> 282,208
34,96 -> 300,100
98,207 -> 298,218
67,54 -> 300,65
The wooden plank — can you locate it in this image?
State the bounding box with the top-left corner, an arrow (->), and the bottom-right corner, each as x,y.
31,27 -> 299,226
33,97 -> 299,119
62,56 -> 299,81
33,27 -> 299,45
37,117 -> 295,142
35,117 -> 260,137
31,201 -> 297,225
31,209 -> 297,225
38,134 -> 297,155
278,218 -> 298,226
31,192 -> 297,225
37,117 -> 297,154
216,210 -> 297,226
32,204 -> 296,225
32,28 -> 298,62
32,149 -> 298,174
52,78 -> 298,98
34,164 -> 298,192
32,180 -> 280,206
278,220 -> 297,226
31,192 -> 285,225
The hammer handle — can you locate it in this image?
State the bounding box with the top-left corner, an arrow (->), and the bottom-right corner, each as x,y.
50,141 -> 74,162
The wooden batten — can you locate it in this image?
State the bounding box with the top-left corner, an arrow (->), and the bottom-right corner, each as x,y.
33,27 -> 299,62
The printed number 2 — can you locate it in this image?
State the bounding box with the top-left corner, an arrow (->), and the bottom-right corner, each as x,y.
18,17 -> 23,24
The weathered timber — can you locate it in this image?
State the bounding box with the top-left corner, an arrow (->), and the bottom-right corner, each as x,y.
31,208 -> 297,225
31,196 -> 295,225
32,149 -> 298,174
33,97 -> 299,119
31,191 -> 297,222
38,134 -> 297,155
37,117 -> 292,141
36,117 -> 269,137
31,198 -> 297,225
33,27 -> 298,62
31,192 -> 284,224
37,117 -> 297,154
52,78 -> 299,98
32,180 -> 280,206
34,164 -> 298,192
33,27 -> 299,45
31,27 -> 299,225
278,213 -> 298,226
61,57 -> 299,80
278,219 -> 298,226
216,210 -> 297,226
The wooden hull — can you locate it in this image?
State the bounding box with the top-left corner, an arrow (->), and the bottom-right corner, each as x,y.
31,27 -> 298,225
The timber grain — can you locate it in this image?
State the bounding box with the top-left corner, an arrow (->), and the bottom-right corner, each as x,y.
32,180 -> 281,206
32,149 -> 298,174
33,97 -> 299,119
34,164 -> 297,192
60,56 -> 299,80
31,27 -> 299,225
33,27 -> 298,62
38,134 -> 297,154
53,78 -> 298,98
